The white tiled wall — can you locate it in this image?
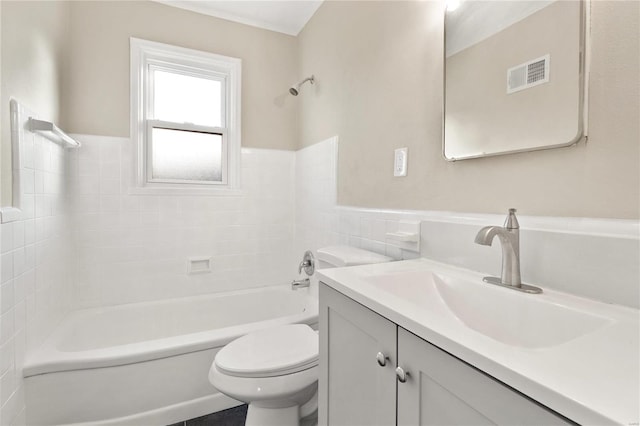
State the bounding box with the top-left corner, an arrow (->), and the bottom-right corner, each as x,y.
294,137 -> 338,257
69,135 -> 297,308
0,104 -> 74,425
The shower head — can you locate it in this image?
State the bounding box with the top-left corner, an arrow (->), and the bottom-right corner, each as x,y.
289,75 -> 315,96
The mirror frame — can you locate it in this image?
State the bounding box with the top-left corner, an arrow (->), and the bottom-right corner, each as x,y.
442,0 -> 591,161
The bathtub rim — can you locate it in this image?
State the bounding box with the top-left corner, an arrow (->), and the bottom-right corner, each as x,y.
59,393 -> 243,426
24,284 -> 318,378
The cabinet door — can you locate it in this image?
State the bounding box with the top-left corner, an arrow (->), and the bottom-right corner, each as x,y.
396,328 -> 572,426
319,284 -> 397,426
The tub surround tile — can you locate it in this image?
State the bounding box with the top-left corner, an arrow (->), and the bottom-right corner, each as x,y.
69,135 -> 297,309
0,104 -> 74,425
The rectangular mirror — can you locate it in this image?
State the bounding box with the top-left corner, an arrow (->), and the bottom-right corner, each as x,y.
443,0 -> 588,161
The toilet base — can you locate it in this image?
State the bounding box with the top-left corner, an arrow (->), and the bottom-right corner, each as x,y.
244,388 -> 317,426
246,404 -> 299,426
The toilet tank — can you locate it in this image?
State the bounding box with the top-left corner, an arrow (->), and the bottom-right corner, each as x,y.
316,246 -> 393,269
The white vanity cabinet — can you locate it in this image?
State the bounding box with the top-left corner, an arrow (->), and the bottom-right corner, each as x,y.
318,282 -> 397,425
319,283 -> 573,426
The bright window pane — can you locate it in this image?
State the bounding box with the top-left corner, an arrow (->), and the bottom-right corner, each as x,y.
151,128 -> 222,182
153,69 -> 222,127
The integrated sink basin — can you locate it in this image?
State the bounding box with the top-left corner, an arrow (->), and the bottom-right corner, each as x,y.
431,273 -> 612,348
368,269 -> 613,349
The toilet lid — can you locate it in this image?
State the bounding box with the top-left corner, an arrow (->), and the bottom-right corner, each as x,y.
215,324 -> 319,378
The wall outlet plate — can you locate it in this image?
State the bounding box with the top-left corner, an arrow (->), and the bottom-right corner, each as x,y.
394,148 -> 408,177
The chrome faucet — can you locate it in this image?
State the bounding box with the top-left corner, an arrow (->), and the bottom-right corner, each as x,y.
292,250 -> 315,290
474,209 -> 542,294
291,278 -> 311,290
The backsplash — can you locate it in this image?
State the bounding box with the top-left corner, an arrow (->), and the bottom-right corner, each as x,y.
420,219 -> 639,307
0,103 -> 74,425
68,135 -> 297,308
297,138 -> 640,308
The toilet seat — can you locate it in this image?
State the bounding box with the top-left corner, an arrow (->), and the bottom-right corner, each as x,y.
215,324 -> 318,378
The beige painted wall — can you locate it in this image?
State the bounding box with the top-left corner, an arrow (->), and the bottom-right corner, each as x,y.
65,1 -> 298,150
297,1 -> 640,219
445,1 -> 581,158
0,1 -> 71,206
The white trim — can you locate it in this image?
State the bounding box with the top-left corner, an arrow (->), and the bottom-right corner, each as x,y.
151,0 -> 323,36
153,0 -> 298,35
1,99 -> 26,223
126,186 -> 245,197
582,0 -> 591,137
147,120 -> 226,135
130,38 -> 241,195
333,206 -> 639,240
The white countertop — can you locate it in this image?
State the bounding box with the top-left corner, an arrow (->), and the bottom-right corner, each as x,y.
317,258 -> 640,425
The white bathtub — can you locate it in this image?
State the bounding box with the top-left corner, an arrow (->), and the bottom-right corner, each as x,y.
24,285 -> 318,425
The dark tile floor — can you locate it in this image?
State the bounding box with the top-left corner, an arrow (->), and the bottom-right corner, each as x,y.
168,404 -> 317,426
168,404 -> 248,426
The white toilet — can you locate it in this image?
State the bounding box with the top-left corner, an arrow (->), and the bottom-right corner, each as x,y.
208,245 -> 393,426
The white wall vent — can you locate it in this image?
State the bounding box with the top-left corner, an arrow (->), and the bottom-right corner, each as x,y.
507,54 -> 550,94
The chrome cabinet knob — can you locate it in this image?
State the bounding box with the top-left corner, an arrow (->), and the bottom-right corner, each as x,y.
395,366 -> 409,383
376,352 -> 389,367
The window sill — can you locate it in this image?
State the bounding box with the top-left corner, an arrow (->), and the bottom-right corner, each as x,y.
127,186 -> 245,197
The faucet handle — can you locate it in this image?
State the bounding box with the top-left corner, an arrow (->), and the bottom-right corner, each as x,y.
504,208 -> 519,230
298,250 -> 315,276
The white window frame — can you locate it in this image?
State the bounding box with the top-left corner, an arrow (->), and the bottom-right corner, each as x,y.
130,38 -> 241,194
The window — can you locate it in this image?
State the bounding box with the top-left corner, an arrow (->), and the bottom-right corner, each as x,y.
131,38 -> 241,193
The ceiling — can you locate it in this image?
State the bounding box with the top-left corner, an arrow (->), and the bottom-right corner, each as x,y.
154,0 -> 324,36
446,1 -> 555,57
